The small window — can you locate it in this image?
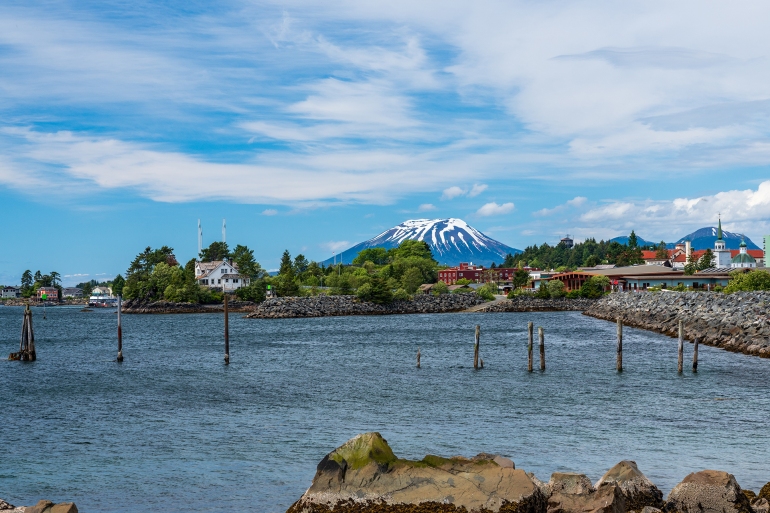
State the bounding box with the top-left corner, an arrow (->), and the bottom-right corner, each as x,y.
225,279 -> 229,283
233,279 -> 238,283
218,279 -> 221,284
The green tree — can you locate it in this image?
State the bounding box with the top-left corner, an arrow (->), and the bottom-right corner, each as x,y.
698,249 -> 715,270
547,279 -> 566,298
512,269 -> 530,289
276,250 -> 300,297
50,271 -> 61,287
279,250 -> 293,275
724,269 -> 770,293
231,244 -> 264,278
683,262 -> 697,276
21,270 -> 32,295
356,276 -> 393,304
455,278 -> 472,286
401,267 -> 424,293
124,246 -> 177,300
432,281 -> 449,294
293,254 -> 309,275
235,280 -> 267,302
353,247 -> 390,265
34,270 -> 42,283
112,274 -> 125,296
199,242 -> 229,262
581,275 -> 610,298
655,241 -> 669,260
584,255 -> 599,267
628,230 -> 639,248
389,240 -> 435,262
501,253 -> 517,268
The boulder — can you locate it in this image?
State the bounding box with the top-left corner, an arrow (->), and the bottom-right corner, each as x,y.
753,498 -> 769,513
287,432 -> 546,513
761,482 -> 770,501
27,501 -> 54,513
549,473 -> 595,496
0,500 -> 14,511
547,481 -> 626,513
667,470 -> 753,513
50,504 -> 78,513
595,461 -> 663,511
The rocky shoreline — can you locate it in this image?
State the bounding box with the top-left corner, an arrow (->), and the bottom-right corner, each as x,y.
584,291 -> 770,359
121,298 -> 258,314
289,432 -> 770,513
477,297 -> 596,312
246,293 -> 487,318
0,499 -> 77,513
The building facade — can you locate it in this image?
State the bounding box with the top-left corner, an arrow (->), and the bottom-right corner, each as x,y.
195,259 -> 250,291
37,287 -> 59,301
62,287 -> 84,298
2,286 -> 21,298
731,239 -> 757,268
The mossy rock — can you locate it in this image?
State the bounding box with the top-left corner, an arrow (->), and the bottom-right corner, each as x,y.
328,432 -> 397,471
760,482 -> 770,501
743,490 -> 756,501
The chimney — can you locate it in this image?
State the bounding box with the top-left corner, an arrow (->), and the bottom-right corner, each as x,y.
685,240 -> 692,263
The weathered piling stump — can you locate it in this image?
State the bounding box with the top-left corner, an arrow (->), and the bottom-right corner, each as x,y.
539,327 -> 545,371
117,295 -> 124,362
693,337 -> 699,372
224,294 -> 230,365
617,318 -> 623,372
473,325 -> 480,370
527,321 -> 533,372
678,320 -> 684,373
416,347 -> 421,368
9,305 -> 36,361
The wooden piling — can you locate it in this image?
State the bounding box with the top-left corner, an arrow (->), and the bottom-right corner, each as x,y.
692,337 -> 699,373
473,325 -> 480,370
677,320 -> 683,373
527,322 -> 533,372
417,347 -> 421,368
616,318 -> 622,372
12,305 -> 36,361
117,295 -> 123,362
224,294 -> 230,364
539,327 -> 545,371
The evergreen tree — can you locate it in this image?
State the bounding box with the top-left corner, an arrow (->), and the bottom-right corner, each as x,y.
655,241 -> 669,260
277,250 -> 300,296
698,249 -> 715,270
628,230 -> 639,248
112,274 -> 125,296
199,242 -> 229,262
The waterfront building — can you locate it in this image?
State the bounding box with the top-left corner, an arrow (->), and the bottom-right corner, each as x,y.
2,286 -> 21,298
37,287 -> 59,301
731,238 -> 757,269
560,235 -> 574,248
195,258 -> 250,291
550,264 -> 731,292
62,287 -> 83,298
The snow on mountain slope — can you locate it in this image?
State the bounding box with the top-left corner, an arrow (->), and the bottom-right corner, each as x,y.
321,219 -> 521,266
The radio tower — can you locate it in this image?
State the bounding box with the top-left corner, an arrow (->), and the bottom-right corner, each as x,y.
222,218 -> 226,243
198,219 -> 202,257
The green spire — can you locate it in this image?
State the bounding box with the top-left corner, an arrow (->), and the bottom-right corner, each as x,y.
740,237 -> 746,248
717,216 -> 722,240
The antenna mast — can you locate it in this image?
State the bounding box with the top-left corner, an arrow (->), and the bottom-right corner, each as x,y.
198,219 -> 202,257
222,219 -> 226,243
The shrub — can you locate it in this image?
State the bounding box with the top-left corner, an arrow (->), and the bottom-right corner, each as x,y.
356,276 -> 393,304
432,281 -> 449,295
476,283 -> 496,301
566,289 -> 581,299
508,288 -> 534,298
547,279 -> 566,298
536,285 -> 550,298
724,269 -> 770,293
455,278 -> 472,286
235,280 -> 267,303
392,288 -> 411,301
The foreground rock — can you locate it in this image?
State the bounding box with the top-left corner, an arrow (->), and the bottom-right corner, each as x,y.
122,299 -> 257,314
0,500 -> 77,513
478,297 -> 596,313
667,470 -> 753,513
248,294 -> 486,319
288,432 -> 544,513
584,292 -> 770,359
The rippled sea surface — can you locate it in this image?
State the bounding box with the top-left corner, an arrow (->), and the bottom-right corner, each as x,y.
2,306 -> 769,512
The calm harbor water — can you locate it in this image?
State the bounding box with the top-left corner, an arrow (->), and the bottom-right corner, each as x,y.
1,305 -> 769,512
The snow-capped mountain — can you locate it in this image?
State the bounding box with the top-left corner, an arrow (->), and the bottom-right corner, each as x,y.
321,219 -> 521,266
673,227 -> 760,250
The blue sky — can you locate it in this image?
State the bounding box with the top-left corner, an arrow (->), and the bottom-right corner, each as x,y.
2,0 -> 770,285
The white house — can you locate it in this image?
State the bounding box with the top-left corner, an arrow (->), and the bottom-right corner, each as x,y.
62,287 -> 84,298
195,259 -> 250,292
2,286 -> 21,298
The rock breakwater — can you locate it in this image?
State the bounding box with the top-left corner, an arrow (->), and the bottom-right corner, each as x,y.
288,433 -> 770,513
584,292 -> 770,358
121,299 -> 257,314
477,297 -> 596,312
246,293 -> 486,319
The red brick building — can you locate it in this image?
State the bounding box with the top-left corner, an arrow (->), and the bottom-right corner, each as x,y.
438,264 -> 525,285
37,287 -> 59,301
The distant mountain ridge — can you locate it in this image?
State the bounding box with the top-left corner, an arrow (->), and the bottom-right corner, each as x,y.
610,227 -> 759,250
321,219 -> 521,267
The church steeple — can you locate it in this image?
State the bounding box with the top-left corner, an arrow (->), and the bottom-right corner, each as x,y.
717,215 -> 723,240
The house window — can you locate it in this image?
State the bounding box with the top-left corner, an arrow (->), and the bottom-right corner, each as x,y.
218,279 -> 221,284
233,279 -> 238,283
221,269 -> 225,274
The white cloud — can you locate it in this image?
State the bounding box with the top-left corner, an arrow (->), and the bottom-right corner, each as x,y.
468,183 -> 488,197
418,203 -> 436,212
441,186 -> 465,200
262,209 -> 278,216
476,201 -> 514,217
321,241 -> 350,253
534,196 -> 588,217
572,180 -> 770,241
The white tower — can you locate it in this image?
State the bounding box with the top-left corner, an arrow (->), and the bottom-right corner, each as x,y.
713,216 -> 732,268
222,219 -> 226,244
